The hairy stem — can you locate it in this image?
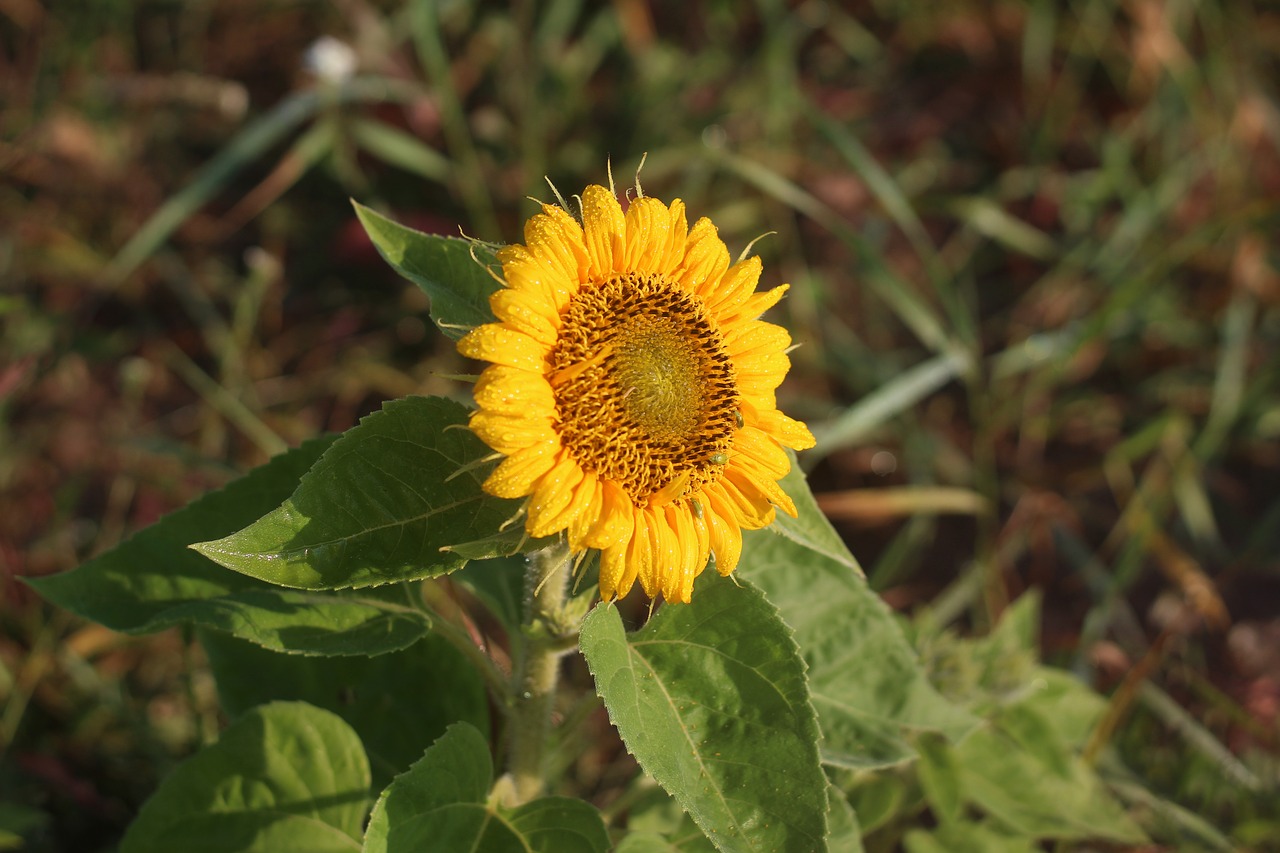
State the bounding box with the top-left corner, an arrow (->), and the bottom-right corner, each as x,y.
507,537 -> 573,804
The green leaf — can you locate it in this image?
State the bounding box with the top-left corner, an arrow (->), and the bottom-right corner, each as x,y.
580,574 -> 827,853
361,723 -> 610,853
27,436 -> 421,656
954,725 -> 1146,843
770,454 -> 862,573
616,781 -> 859,852
193,396 -> 520,590
27,436 -> 336,631
613,786 -> 718,853
914,732 -> 963,824
904,821 -> 1041,853
502,799 -> 613,853
145,589 -> 431,656
825,784 -> 865,853
845,770 -> 909,835
617,828 -> 722,853
615,832 -> 703,853
121,701 -> 370,853
968,592 -> 1041,699
738,468 -> 977,769
1017,666 -> 1107,747
201,631 -> 489,788
443,525 -> 553,562
992,703 -> 1071,779
352,202 -> 501,339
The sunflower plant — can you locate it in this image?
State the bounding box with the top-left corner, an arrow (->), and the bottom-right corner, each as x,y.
32,173 -> 988,852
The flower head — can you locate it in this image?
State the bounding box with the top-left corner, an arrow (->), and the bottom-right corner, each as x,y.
458,179 -> 814,603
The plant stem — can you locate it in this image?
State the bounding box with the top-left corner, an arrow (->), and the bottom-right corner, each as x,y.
506,536 -> 573,804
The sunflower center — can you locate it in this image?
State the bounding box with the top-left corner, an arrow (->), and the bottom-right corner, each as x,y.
612,314 -> 702,439
550,272 -> 737,506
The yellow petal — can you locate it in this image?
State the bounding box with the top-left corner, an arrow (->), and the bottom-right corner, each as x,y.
526,206 -> 589,289
537,203 -> 586,272
566,475 -> 603,551
623,196 -> 672,274
677,217 -> 730,296
689,494 -> 712,579
723,319 -> 791,361
457,324 -> 548,372
623,511 -> 655,599
736,368 -> 786,399
483,441 -> 560,498
583,480 -> 635,550
469,410 -> 555,455
496,244 -> 562,317
526,453 -> 584,537
522,212 -> 586,308
645,508 -> 681,600
473,366 -> 556,416
703,255 -> 762,317
544,468 -> 603,543
733,349 -> 791,387
719,282 -> 789,325
581,184 -> 625,278
500,255 -> 572,321
706,501 -> 743,577
652,199 -> 689,274
710,473 -> 776,529
490,288 -> 559,346
599,539 -> 631,602
662,504 -> 699,604
725,464 -> 796,519
749,406 -> 816,451
731,425 -> 792,480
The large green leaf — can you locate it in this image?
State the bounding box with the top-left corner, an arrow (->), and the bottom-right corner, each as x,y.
954,725 -> 1145,843
27,436 -> 335,629
615,781 -> 859,853
27,438 -> 427,656
353,202 -> 501,339
737,466 -> 977,768
121,701 -> 370,853
361,723 -> 609,853
770,458 -> 861,573
193,396 -> 520,590
899,595 -> 1142,844
201,630 -> 489,788
143,589 -> 430,656
580,574 -> 827,853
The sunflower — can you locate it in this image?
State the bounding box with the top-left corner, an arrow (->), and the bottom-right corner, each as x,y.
457,178 -> 815,603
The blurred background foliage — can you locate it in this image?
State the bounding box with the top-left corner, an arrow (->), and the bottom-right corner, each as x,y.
2,0 -> 1279,850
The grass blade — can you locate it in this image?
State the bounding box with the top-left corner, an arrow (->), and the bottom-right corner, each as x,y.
810,349 -> 970,460
108,77 -> 419,283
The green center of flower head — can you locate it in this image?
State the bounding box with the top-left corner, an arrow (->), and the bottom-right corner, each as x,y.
550,273 -> 738,506
612,314 -> 701,439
